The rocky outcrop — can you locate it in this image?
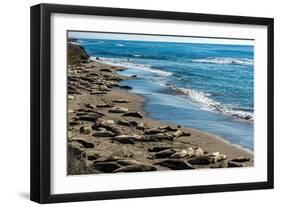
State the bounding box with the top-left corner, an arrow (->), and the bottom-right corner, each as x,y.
67,43 -> 90,65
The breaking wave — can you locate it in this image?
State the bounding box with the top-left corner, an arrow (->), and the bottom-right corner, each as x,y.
192,57 -> 254,66
115,44 -> 125,47
167,85 -> 253,121
91,56 -> 172,77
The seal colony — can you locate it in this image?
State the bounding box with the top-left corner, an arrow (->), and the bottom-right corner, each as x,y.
67,41 -> 253,175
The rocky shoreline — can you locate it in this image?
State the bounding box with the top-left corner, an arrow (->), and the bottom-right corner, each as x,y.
67,43 -> 253,175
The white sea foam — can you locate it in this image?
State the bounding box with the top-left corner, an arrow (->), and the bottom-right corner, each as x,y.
192,57 -> 254,66
69,41 -> 80,45
168,85 -> 253,121
115,44 -> 125,47
133,54 -> 143,57
91,56 -> 172,77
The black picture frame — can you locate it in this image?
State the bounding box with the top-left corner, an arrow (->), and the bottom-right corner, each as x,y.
30,3 -> 274,204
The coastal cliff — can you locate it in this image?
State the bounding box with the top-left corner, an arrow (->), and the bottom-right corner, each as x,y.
67,41 -> 90,65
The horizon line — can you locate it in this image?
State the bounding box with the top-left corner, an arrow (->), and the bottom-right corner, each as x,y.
68,31 -> 254,46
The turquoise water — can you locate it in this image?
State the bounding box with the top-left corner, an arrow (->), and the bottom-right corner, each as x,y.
77,38 -> 254,150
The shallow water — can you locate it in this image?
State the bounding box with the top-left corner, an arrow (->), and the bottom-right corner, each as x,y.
119,69 -> 253,150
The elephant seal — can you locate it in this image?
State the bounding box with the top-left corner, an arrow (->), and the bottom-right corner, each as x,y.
93,161 -> 122,173
156,159 -> 195,170
113,164 -> 158,173
153,149 -> 176,159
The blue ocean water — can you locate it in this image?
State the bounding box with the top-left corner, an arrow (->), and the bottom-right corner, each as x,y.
77,38 -> 254,150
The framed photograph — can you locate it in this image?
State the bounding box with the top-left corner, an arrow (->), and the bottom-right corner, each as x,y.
30,3 -> 274,203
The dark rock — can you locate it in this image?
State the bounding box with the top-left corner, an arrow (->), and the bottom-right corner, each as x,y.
67,142 -> 90,175
67,43 -> 90,65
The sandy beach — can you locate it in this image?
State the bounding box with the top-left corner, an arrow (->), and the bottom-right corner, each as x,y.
67,43 -> 253,175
